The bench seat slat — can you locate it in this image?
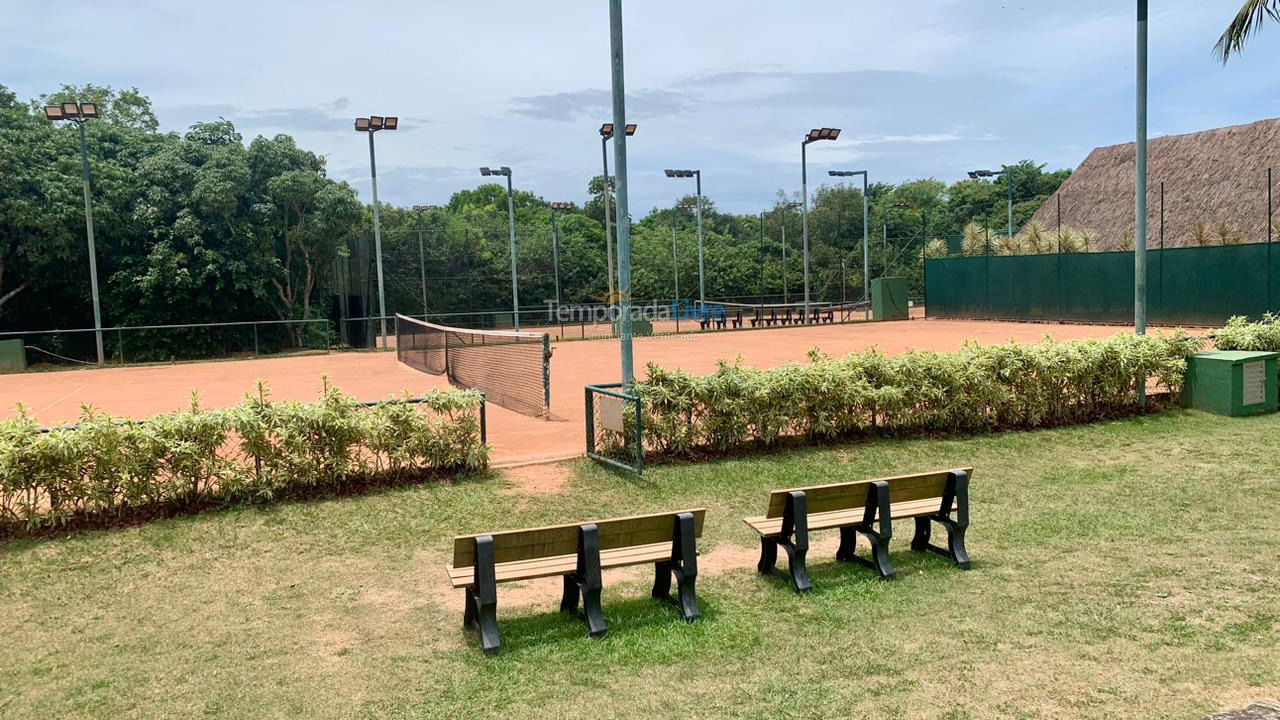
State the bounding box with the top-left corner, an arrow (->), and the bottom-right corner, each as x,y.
744,498 -> 955,537
447,541 -> 675,589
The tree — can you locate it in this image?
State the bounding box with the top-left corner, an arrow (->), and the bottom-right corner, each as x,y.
1215,0 -> 1280,63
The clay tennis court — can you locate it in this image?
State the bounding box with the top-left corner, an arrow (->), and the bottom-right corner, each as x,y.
0,318 -> 1150,465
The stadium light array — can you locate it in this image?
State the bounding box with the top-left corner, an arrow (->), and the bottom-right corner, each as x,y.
44,100 -> 105,364
800,127 -> 841,320
354,114 -> 398,348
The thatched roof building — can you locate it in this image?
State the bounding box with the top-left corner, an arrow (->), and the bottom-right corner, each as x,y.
1027,117 -> 1280,249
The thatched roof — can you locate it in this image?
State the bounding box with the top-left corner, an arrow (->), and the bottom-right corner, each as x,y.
1027,117 -> 1280,249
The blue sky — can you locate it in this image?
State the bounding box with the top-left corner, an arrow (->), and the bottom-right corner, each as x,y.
5,0 -> 1280,213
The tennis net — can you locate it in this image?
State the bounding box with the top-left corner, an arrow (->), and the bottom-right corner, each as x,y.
395,314 -> 552,418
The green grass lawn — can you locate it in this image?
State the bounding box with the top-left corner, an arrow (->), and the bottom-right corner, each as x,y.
2,410 -> 1278,719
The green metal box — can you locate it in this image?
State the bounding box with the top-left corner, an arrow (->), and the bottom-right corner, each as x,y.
1181,350 -> 1278,417
0,339 -> 25,372
871,277 -> 909,321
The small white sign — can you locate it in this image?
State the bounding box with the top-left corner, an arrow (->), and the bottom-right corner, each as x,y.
1242,361 -> 1266,406
598,395 -> 625,433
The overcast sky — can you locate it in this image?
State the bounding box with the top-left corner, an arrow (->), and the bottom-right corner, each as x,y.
6,0 -> 1280,213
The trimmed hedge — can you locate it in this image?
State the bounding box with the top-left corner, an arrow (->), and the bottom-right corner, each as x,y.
0,381 -> 487,534
634,332 -> 1203,457
1211,314 -> 1280,352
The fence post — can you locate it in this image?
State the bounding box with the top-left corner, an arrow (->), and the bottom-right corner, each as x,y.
253,324 -> 259,356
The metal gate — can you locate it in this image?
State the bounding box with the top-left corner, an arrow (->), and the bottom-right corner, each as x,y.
584,383 -> 644,474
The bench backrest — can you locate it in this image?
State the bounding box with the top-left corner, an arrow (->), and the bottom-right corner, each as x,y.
452,508 -> 707,567
764,468 -> 973,518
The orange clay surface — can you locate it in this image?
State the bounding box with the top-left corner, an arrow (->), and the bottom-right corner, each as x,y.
0,318 -> 1157,466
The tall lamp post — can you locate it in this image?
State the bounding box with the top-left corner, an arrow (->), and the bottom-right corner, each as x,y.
480,166 -> 521,331
606,0 -> 635,384
549,202 -> 573,307
1135,0 -> 1149,407
355,115 -> 398,348
599,122 -> 636,303
779,201 -> 800,303
968,167 -> 1014,241
674,203 -> 697,303
801,128 -> 841,321
412,204 -> 439,317
664,169 -> 704,308
829,170 -> 871,304
44,101 -> 104,364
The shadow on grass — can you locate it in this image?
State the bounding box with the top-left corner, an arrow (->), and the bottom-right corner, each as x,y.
456,593 -> 722,657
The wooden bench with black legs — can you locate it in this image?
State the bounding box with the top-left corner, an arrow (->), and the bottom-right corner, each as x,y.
743,468 -> 972,592
447,509 -> 706,655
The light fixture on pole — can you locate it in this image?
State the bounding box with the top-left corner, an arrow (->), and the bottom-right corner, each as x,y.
549,202 -> 574,308
664,169 -> 705,309
480,166 -> 522,331
801,127 -> 841,321
829,170 -> 871,306
412,204 -> 440,317
599,122 -> 636,305
355,115 -> 398,348
44,101 -> 105,364
968,168 -> 1014,241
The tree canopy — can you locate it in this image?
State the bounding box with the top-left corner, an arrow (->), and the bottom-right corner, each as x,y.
0,83 -> 1074,357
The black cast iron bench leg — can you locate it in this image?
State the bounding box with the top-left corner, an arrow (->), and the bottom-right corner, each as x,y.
652,512 -> 700,622
467,535 -> 501,655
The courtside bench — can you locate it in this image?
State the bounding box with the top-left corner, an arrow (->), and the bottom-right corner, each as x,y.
447,509 -> 706,654
743,468 -> 972,591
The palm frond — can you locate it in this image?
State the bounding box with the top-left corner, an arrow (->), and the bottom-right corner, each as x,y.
1214,0 -> 1280,64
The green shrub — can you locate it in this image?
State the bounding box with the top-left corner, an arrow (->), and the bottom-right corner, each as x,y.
0,383 -> 487,534
1211,314 -> 1280,352
634,332 -> 1202,458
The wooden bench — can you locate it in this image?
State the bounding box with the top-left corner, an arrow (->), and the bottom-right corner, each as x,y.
447,509 -> 706,654
743,468 -> 972,592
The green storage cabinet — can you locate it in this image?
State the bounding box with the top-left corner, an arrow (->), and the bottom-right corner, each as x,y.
614,318 -> 653,336
871,277 -> 909,321
0,339 -> 25,372
1181,351 -> 1278,416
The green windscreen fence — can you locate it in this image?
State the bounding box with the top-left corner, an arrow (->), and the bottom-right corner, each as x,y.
926,244 -> 1280,326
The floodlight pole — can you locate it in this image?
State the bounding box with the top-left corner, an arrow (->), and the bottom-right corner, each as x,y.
550,208 -> 562,307
503,172 -> 521,332
415,207 -> 429,316
801,141 -> 811,320
367,131 -> 389,348
695,171 -> 705,308
759,211 -> 765,299
781,207 -> 789,303
1135,0 -> 1149,406
671,208 -> 680,301
608,0 -> 634,384
600,136 -> 616,303
75,120 -> 105,365
1005,168 -> 1014,240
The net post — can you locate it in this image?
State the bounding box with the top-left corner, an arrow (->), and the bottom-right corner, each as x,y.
542,335 -> 552,415
479,392 -> 487,445
585,386 -> 596,456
